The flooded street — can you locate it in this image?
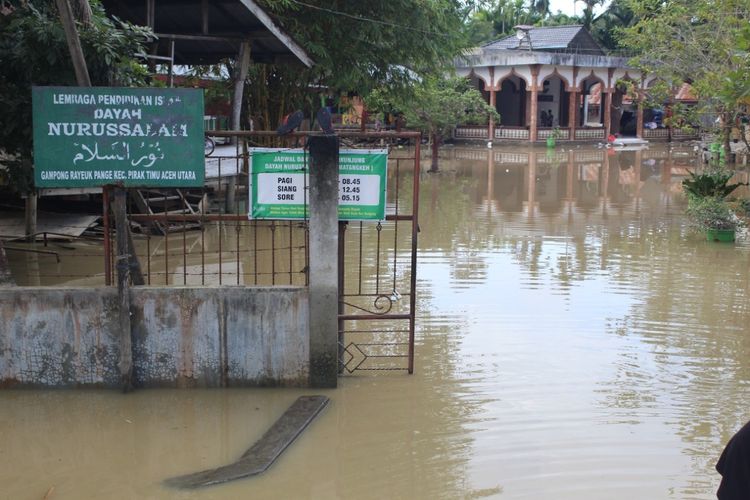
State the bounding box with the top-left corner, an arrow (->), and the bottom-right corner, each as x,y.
2,144 -> 750,499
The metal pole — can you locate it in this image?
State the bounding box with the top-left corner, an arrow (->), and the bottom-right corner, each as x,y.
337,221 -> 346,373
168,39 -> 175,88
408,137 -> 421,374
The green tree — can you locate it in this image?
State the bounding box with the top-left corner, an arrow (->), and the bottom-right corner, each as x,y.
589,0 -> 634,52
368,76 -> 499,172
215,1 -> 481,133
579,0 -> 602,30
0,0 -> 152,193
462,0 -> 534,45
532,0 -> 551,21
619,0 -> 750,151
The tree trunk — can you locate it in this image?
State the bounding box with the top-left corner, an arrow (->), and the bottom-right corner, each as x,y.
72,0 -> 92,25
429,133 -> 440,173
722,112 -> 732,160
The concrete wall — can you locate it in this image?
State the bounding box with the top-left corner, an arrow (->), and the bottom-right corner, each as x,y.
0,286 -> 309,388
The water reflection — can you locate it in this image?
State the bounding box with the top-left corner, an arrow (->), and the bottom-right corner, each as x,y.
2,144 -> 750,499
417,145 -> 750,498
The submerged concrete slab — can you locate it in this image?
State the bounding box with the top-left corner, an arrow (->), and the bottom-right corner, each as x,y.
166,395 -> 329,488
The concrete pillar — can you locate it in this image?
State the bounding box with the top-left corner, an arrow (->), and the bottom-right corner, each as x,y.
568,89 -> 578,141
489,87 -> 496,141
604,90 -> 613,138
308,135 -> 339,388
530,66 -> 540,143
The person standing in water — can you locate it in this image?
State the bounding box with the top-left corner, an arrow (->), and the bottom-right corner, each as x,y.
717,419 -> 750,499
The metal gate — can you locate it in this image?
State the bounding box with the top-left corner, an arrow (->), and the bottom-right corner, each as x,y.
338,132 -> 421,374
104,130 -> 420,374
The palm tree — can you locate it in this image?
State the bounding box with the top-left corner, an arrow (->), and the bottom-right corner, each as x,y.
532,0 -> 551,21
578,0 -> 602,29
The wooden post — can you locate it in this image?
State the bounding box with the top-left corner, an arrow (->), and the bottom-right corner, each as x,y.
24,193 -> 37,242
54,0 -> 91,87
226,40 -> 251,212
103,187 -> 112,285
114,187 -> 134,392
201,0 -> 209,34
0,240 -> 15,286
56,0 -> 141,390
146,0 -> 155,28
168,39 -> 175,88
231,41 -> 251,139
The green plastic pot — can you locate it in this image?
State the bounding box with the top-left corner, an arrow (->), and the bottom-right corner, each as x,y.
705,228 -> 735,242
546,137 -> 555,148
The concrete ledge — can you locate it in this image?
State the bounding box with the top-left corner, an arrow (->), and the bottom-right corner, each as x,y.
0,286 -> 309,388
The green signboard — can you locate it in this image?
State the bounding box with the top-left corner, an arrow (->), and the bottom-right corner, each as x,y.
32,86 -> 204,188
249,148 -> 388,220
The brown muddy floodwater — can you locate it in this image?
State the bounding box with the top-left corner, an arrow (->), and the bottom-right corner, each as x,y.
2,144 -> 750,499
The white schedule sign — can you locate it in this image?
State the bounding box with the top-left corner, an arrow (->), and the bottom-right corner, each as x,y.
249,148 -> 388,220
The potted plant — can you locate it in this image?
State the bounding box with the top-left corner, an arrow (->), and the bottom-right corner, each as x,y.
686,196 -> 740,242
682,168 -> 743,199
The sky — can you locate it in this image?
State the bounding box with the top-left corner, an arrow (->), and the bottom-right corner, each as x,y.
548,0 -> 611,17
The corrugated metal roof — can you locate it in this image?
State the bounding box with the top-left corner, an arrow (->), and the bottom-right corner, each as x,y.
483,25 -> 587,51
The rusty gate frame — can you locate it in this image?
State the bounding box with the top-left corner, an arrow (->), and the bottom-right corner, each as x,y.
101,130 -> 421,374
336,131 -> 421,375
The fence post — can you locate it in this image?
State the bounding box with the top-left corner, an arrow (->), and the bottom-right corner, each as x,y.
114,187 -> 134,392
308,135 -> 339,388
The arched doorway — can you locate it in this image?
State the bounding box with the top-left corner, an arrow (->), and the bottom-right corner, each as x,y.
496,75 -> 526,127
612,79 -> 638,137
580,77 -> 605,128
538,74 -> 566,128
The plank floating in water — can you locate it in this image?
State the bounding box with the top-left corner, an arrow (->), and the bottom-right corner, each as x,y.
165,395 -> 329,489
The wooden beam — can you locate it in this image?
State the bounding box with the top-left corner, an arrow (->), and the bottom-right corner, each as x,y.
166,396 -> 329,488
155,32 -> 249,43
146,0 -> 155,28
201,0 -> 209,34
55,0 -> 91,86
237,0 -> 313,68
